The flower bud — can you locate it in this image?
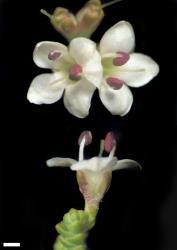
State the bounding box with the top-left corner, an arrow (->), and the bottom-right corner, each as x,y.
50,7 -> 78,41
76,0 -> 104,38
41,0 -> 104,41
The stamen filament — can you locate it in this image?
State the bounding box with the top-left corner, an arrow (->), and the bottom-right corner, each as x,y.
108,145 -> 116,159
79,136 -> 86,161
40,9 -> 52,19
98,140 -> 104,157
101,0 -> 123,9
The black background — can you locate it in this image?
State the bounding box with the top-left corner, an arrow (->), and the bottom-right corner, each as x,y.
1,0 -> 177,249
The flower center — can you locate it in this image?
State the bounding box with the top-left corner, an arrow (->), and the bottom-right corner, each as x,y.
69,64 -> 82,81
106,77 -> 124,89
113,52 -> 130,66
48,50 -> 61,61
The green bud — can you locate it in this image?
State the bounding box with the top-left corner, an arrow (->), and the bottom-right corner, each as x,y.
75,0 -> 104,38
41,0 -> 123,41
40,0 -> 104,41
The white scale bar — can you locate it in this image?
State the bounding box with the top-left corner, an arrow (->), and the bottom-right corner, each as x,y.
3,243 -> 20,247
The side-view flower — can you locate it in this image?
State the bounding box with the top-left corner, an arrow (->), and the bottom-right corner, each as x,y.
46,131 -> 141,210
27,21 -> 159,118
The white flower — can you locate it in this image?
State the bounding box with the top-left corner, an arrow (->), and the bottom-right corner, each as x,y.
98,21 -> 159,116
46,131 -> 141,210
27,38 -> 102,118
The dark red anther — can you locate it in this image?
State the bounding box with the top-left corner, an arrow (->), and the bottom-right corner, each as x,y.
113,52 -> 130,66
48,51 -> 61,60
69,64 -> 82,81
104,131 -> 116,153
78,131 -> 92,146
106,77 -> 124,90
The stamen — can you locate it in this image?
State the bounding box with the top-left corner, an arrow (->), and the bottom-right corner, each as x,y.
69,64 -> 82,81
48,51 -> 61,61
104,132 -> 117,154
109,145 -> 116,159
106,77 -> 124,90
78,131 -> 92,146
113,52 -> 130,66
79,136 -> 85,161
78,131 -> 92,161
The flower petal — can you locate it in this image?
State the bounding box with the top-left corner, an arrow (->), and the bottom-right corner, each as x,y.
83,51 -> 103,88
71,159 -> 94,171
63,78 -> 96,118
69,38 -> 96,65
33,41 -> 69,69
100,21 -> 135,54
99,82 -> 133,116
47,157 -> 77,167
112,159 -> 142,171
71,157 -> 117,172
27,73 -> 66,104
118,53 -> 159,87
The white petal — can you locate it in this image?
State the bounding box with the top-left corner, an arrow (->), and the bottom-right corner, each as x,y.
27,73 -> 66,104
71,157 -> 117,172
71,159 -> 92,171
112,159 -> 142,171
83,51 -> 103,88
47,157 -> 77,167
100,21 -> 135,54
99,83 -> 133,116
102,157 -> 118,171
33,41 -> 69,69
63,78 -> 96,118
118,53 -> 159,87
69,38 -> 96,65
